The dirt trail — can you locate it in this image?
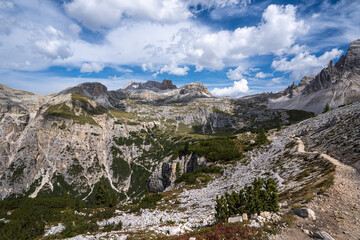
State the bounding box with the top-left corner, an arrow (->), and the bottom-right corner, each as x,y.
272,137 -> 360,240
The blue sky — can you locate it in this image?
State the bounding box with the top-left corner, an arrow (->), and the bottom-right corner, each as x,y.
0,0 -> 359,96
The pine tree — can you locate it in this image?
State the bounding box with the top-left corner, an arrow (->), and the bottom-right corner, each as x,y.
256,129 -> 267,146
323,103 -> 330,113
215,196 -> 228,222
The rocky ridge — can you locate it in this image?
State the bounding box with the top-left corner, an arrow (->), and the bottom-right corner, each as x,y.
268,39 -> 360,114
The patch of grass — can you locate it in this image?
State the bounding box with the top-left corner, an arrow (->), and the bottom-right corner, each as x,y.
212,106 -> 231,115
45,103 -> 98,125
109,109 -> 134,119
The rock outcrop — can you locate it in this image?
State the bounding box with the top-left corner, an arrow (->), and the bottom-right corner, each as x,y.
269,39 -> 360,114
147,154 -> 207,193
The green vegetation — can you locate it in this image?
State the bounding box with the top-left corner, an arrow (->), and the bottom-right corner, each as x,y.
0,197 -> 111,239
109,109 -> 134,119
111,146 -> 131,184
87,178 -> 118,208
175,137 -> 243,162
67,158 -> 84,177
45,103 -> 98,125
215,178 -> 279,222
286,110 -> 315,123
323,103 -> 330,113
212,107 -> 231,115
176,165 -> 223,185
8,161 -> 26,183
45,93 -> 109,125
255,129 -> 268,146
138,193 -> 163,209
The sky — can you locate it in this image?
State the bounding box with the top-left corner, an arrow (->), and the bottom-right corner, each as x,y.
0,0 -> 359,96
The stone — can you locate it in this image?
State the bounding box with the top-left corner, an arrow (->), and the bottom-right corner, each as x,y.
260,211 -> 271,218
313,231 -> 335,240
228,216 -> 243,223
249,220 -> 260,228
256,216 -> 265,222
44,223 -> 65,236
189,238 -> 196,240
242,213 -> 248,221
303,229 -> 310,235
167,226 -> 182,236
291,208 -> 316,220
182,226 -> 192,232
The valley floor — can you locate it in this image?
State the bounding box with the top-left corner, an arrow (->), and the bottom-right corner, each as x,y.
272,139 -> 360,240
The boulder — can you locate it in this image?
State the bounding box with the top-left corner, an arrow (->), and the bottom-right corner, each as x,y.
291,208 -> 316,220
228,216 -> 243,223
313,231 -> 335,240
249,220 -> 260,228
167,226 -> 182,235
260,211 -> 271,218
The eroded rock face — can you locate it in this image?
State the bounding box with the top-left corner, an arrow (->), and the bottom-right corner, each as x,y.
269,39 -> 360,114
180,82 -> 212,97
160,79 -> 177,90
147,154 -> 207,193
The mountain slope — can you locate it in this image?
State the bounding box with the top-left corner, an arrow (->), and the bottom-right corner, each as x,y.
268,39 -> 360,114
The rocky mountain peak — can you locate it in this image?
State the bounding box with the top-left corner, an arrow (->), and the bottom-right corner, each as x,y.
78,82 -> 108,98
180,82 -> 212,96
160,79 -> 177,90
269,39 -> 360,114
337,38 -> 360,72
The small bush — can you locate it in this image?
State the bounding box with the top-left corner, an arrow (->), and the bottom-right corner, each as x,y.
138,193 -> 163,209
175,137 -> 243,162
215,178 -> 279,222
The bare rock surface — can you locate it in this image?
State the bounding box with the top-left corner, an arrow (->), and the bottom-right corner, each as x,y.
269,39 -> 360,114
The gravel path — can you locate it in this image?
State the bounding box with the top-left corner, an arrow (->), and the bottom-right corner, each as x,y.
272,138 -> 360,240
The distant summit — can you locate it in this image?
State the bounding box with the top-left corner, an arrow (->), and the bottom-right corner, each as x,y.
123,79 -> 177,91
269,39 -> 360,114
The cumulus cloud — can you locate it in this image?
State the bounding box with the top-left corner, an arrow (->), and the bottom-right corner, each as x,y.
80,62 -> 105,73
64,0 -> 192,31
255,72 -> 273,78
34,26 -> 72,60
180,4 -> 308,70
271,48 -> 343,80
210,79 -> 249,97
159,64 -> 190,76
226,66 -> 248,80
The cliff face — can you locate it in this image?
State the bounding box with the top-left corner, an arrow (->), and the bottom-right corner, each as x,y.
0,80 -> 308,200
269,39 -> 360,114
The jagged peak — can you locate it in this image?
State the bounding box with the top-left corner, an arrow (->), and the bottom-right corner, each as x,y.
122,79 -> 177,91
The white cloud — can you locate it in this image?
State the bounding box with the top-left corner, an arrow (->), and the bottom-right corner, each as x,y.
34,26 -> 72,60
210,79 -> 249,97
159,64 -> 190,76
255,72 -> 273,78
80,62 -> 105,73
226,66 -> 247,80
271,48 -> 343,80
181,4 -> 308,70
64,0 -> 192,31
195,65 -> 203,72
271,77 -> 283,84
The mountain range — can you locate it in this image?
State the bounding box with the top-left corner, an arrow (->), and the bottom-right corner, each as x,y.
0,39 -> 359,239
